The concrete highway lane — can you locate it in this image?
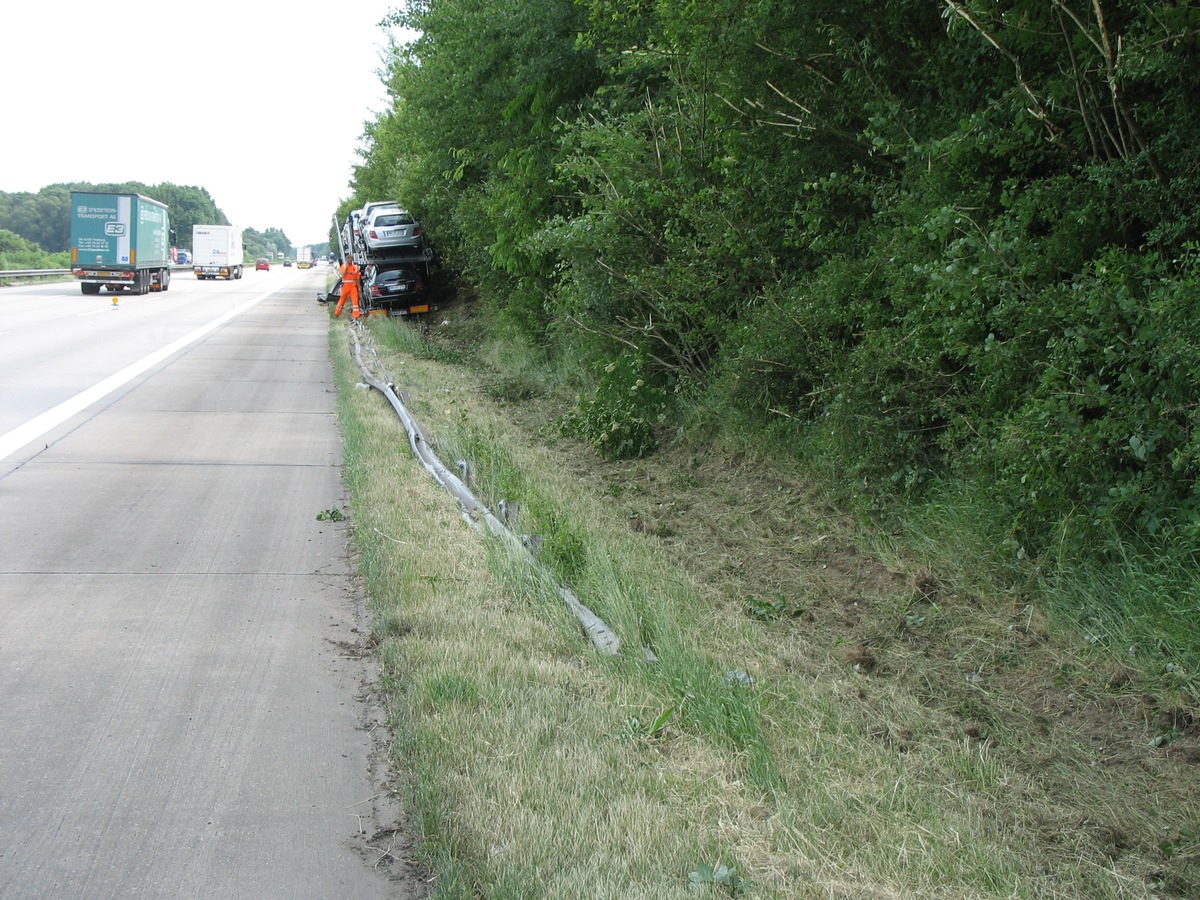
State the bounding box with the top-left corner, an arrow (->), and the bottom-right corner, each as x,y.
0,271 -> 418,897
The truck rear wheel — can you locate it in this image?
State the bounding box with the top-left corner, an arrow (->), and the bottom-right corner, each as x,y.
160,268 -> 171,292
81,283 -> 101,295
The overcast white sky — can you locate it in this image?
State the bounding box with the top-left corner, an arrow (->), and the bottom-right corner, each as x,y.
0,1 -> 411,247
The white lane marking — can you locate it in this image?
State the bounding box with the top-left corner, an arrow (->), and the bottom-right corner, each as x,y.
0,287 -> 279,462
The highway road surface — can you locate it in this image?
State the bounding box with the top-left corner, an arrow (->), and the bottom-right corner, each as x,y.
0,268 -> 422,897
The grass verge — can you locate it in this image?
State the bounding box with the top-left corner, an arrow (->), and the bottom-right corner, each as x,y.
330,313 -> 1200,899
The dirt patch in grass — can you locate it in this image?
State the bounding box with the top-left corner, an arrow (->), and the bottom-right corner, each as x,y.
410,304 -> 1200,897
590,449 -> 1199,892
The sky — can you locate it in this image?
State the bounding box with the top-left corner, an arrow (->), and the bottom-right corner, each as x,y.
0,1 -> 412,247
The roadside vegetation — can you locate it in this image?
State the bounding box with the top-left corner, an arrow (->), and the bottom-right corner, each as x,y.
328,1 -> 1200,896
0,228 -> 67,276
331,311 -> 1199,899
357,0 -> 1200,558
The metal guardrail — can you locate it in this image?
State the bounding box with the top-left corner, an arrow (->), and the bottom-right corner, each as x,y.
0,269 -> 72,278
1,265 -> 208,281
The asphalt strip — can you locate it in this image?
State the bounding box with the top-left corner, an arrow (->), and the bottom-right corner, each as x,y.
0,286 -> 279,462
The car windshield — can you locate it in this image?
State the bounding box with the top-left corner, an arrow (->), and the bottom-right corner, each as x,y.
362,204 -> 399,219
374,214 -> 414,227
376,268 -> 416,283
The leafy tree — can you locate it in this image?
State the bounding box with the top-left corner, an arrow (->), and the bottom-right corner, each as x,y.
0,185 -> 73,253
243,226 -> 294,262
147,183 -> 229,250
0,182 -> 230,254
357,0 -> 1200,544
366,0 -> 604,333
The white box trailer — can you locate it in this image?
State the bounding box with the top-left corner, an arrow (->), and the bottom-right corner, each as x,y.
192,225 -> 244,280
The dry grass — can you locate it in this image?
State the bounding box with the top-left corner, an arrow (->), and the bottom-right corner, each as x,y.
329,312 -> 1200,899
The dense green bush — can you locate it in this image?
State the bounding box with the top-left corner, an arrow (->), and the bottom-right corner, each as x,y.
987,248 -> 1200,540
561,352 -> 669,461
0,229 -> 67,270
354,0 -> 1200,550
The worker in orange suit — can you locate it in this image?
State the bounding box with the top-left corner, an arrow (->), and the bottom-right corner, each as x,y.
333,259 -> 362,319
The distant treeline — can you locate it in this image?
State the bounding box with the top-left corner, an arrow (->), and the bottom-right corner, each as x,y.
350,0 -> 1200,548
0,183 -> 295,263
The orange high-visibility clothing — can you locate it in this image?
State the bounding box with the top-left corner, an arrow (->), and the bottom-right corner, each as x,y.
334,262 -> 362,319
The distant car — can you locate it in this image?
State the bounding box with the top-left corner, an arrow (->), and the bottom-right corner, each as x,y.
298,260 -> 312,269
283,258 -> 293,267
255,257 -> 270,271
363,209 -> 423,251
364,264 -> 429,315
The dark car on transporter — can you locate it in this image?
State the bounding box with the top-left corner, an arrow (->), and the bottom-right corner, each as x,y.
363,264 -> 431,316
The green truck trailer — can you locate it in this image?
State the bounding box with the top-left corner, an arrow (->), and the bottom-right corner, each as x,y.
69,191 -> 172,295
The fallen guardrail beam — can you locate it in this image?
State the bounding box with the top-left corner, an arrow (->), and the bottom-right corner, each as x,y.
348,325 -> 622,656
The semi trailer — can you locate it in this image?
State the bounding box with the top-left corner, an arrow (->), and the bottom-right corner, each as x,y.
69,191 -> 171,295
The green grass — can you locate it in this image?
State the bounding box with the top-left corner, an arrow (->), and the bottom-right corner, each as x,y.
328,314 -> 1200,899
1040,538 -> 1200,705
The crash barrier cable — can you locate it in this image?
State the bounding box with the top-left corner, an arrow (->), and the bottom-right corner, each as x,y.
348,325 -> 622,656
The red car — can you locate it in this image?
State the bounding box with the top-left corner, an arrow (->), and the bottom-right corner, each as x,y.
255,258 -> 270,271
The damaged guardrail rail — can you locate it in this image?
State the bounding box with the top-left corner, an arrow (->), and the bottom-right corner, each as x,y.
348,325 -> 622,656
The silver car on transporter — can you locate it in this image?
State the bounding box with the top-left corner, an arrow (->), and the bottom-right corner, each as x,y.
362,208 -> 424,252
